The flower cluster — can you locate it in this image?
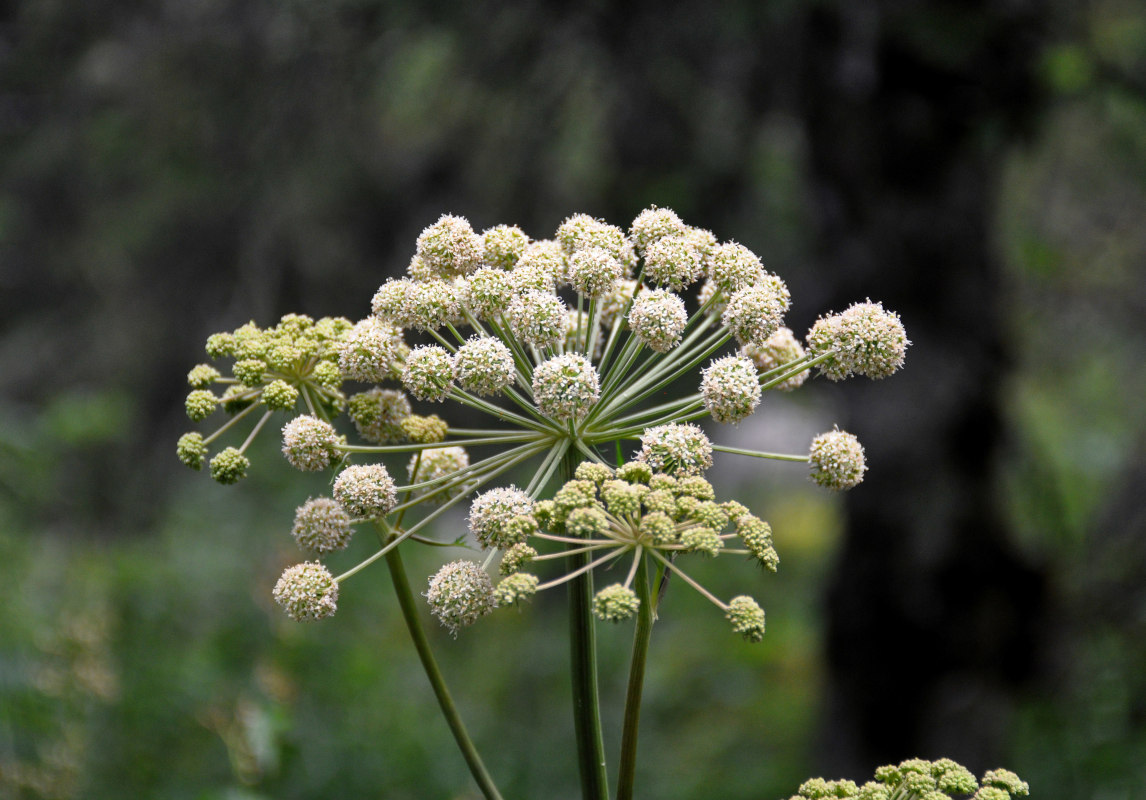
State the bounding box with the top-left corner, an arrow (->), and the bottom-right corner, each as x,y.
786,758 -> 1029,800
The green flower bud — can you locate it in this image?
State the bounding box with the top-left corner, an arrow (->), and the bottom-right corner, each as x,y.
972,789 -> 1010,800
205,332 -> 235,359
220,384 -> 255,414
681,527 -> 723,556
933,760 -> 978,795
737,514 -> 779,572
187,363 -> 221,388
176,432 -> 208,470
566,506 -> 608,538
691,500 -> 729,532
642,489 -> 677,517
856,782 -> 890,800
494,572 -> 539,605
499,543 -> 538,575
593,584 -> 640,622
209,447 -> 249,485
600,479 -> 644,518
675,476 -> 715,501
261,379 -> 299,411
615,460 -> 652,485
574,461 -> 613,485
400,414 -> 449,444
408,447 -> 469,502
292,497 -> 353,553
726,595 -> 766,642
425,560 -> 496,636
532,499 -> 557,530
273,562 -> 338,621
310,360 -> 343,390
639,511 -> 676,545
980,769 -> 1028,797
233,358 -> 267,386
348,388 -> 411,444
809,429 -> 867,491
333,464 -> 397,519
185,389 -> 218,422
648,474 -> 677,492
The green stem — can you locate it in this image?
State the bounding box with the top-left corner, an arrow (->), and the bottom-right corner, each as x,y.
565,447 -> 610,800
616,551 -> 654,800
712,444 -> 810,461
381,533 -> 504,800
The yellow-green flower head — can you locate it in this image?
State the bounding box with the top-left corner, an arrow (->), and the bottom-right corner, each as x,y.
261,379 -> 299,411
642,488 -> 677,518
532,353 -> 600,421
697,279 -> 728,318
408,446 -> 470,501
338,317 -> 401,383
494,572 -> 539,605
273,561 -> 338,622
648,473 -> 676,492
701,355 -> 762,424
568,246 -> 623,297
587,282 -> 632,336
233,358 -> 267,386
231,322 -> 269,360
636,510 -> 674,544
347,388 -> 411,444
185,389 -> 217,422
809,429 -> 866,491
516,240 -> 567,288
209,447 -> 249,484
333,464 -> 397,519
616,460 -> 653,485
205,332 -> 235,359
566,506 -> 608,538
557,214 -> 628,262
187,363 -> 221,388
508,290 -> 566,349
690,499 -> 729,532
637,423 -> 713,476
644,233 -> 707,291
722,276 -> 790,346
452,336 -> 515,396
176,432 -> 208,470
292,497 -> 353,553
499,542 -> 538,575
310,360 -> 343,391
371,278 -> 414,326
708,242 -> 765,295
675,475 -> 715,501
468,486 -> 535,549
681,527 -> 723,556
931,761 -> 979,795
400,413 -> 449,443
574,461 -> 613,485
629,205 -> 687,256
593,584 -> 640,622
726,595 -> 765,642
467,266 -> 513,319
737,514 -> 779,571
973,789 -> 1009,800
628,288 -> 687,353
281,415 -> 341,472
425,560 -> 496,636
482,224 -> 529,269
416,214 -> 483,278
401,345 -> 455,402
601,479 -> 645,518
740,327 -> 808,391
980,769 -> 1028,797
855,783 -> 891,800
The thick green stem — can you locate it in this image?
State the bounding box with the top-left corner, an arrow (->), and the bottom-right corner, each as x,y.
564,447 -> 610,800
616,552 -> 654,800
381,535 -> 504,800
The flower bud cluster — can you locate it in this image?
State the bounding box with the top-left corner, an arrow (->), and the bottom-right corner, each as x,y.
785,759 -> 1027,800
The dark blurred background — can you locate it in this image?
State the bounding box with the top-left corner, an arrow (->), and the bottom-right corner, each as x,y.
2,1 -> 1145,798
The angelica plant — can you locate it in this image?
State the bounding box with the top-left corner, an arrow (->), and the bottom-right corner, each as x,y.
176,208 -> 1024,799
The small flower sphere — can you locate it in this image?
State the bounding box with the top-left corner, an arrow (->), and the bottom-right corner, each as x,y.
556,214 -> 627,261
574,461 -> 613,484
515,240 -> 567,287
482,224 -> 529,269
185,389 -> 217,422
507,290 -> 566,349
408,446 -> 470,501
273,562 -> 339,622
205,332 -> 235,359
333,463 -> 397,519
701,355 -> 762,424
401,413 -> 449,443
339,317 -> 401,383
628,288 -> 688,352
187,363 -> 221,388
568,246 -> 623,297
638,423 -> 713,476
494,572 -> 540,605
468,486 -> 535,549
347,388 -> 411,444
809,429 -> 867,490
644,233 -> 707,291
261,379 -> 300,411
532,353 -> 600,421
467,267 -> 513,319
282,415 -> 341,472
425,560 -> 496,636
453,336 -> 515,396
629,206 -> 687,256
292,497 -> 353,553
175,433 -> 207,471
722,275 -> 790,346
601,480 -> 645,518
499,542 -> 538,575
726,595 -> 766,642
407,278 -> 461,331
593,584 -> 640,622
682,527 -> 723,556
980,769 -> 1028,797
837,301 -> 909,379
371,278 -> 414,326
401,345 -> 455,402
416,214 -> 483,278
740,327 -> 808,391
707,242 -> 764,294
209,447 -> 250,484
566,506 -> 609,538
233,358 -> 268,386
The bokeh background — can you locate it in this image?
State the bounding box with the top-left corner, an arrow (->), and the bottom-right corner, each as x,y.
2,1 -> 1145,798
